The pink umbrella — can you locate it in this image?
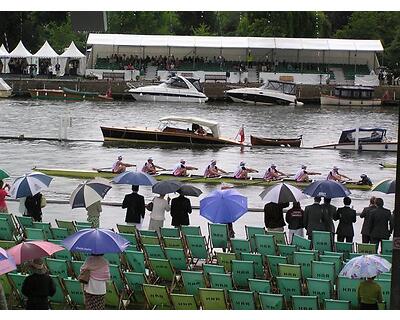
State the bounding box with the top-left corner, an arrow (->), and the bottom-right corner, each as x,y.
0,248 -> 16,275
7,241 -> 64,265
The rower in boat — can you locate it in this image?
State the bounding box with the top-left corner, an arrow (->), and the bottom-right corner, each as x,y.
173,159 -> 198,177
112,156 -> 135,174
263,164 -> 287,181
293,165 -> 321,182
204,160 -> 227,178
234,161 -> 258,180
141,157 -> 166,175
326,166 -> 350,182
357,174 -> 373,186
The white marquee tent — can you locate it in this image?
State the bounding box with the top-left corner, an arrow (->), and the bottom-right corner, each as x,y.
0,44 -> 10,73
33,41 -> 60,75
59,41 -> 86,76
5,41 -> 33,74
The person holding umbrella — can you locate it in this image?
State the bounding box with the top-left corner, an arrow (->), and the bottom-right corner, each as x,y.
21,258 -> 56,310
148,193 -> 171,234
368,198 -> 393,248
360,196 -> 377,243
170,189 -> 192,227
285,202 -> 305,243
24,192 -> 46,222
122,185 -> 146,229
0,181 -> 10,213
86,200 -> 102,228
358,276 -> 383,309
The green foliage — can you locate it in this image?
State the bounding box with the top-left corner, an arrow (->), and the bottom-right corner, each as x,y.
192,23 -> 214,36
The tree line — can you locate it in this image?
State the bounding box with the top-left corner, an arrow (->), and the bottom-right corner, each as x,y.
0,11 -> 399,69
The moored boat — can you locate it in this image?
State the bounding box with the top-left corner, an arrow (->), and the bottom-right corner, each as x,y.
320,85 -> 381,106
0,78 -> 12,98
29,87 -> 113,101
101,116 -> 242,146
251,135 -> 302,147
314,128 -> 397,152
32,167 -> 372,191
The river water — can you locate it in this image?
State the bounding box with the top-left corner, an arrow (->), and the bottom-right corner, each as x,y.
0,98 -> 398,241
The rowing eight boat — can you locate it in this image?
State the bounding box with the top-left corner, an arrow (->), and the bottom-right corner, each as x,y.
32,167 -> 372,191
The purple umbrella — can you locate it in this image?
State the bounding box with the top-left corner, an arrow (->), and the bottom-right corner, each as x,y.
62,228 -> 130,254
200,189 -> 248,223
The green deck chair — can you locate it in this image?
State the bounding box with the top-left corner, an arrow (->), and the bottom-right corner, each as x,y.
380,254 -> 392,264
265,255 -> 288,278
181,270 -> 206,301
62,278 -> 85,309
105,281 -> 126,309
180,225 -> 202,237
163,236 -> 184,249
0,214 -> 20,240
248,278 -> 271,294
311,261 -> 336,284
49,275 -> 67,309
139,229 -> 158,237
276,244 -> 296,264
376,272 -> 391,280
149,258 -> 176,287
292,234 -> 311,249
266,231 -> 287,245
50,227 -> 69,240
118,232 -> 138,250
276,276 -> 302,303
198,288 -> 228,310
312,231 -> 332,252
125,250 -> 146,274
104,253 -> 122,267
334,241 -> 353,260
160,227 -> 180,238
124,271 -> 148,304
229,290 -> 256,310
319,254 -> 342,275
376,279 -> 391,309
245,225 -> 265,252
25,227 -> 46,240
277,263 -> 302,278
356,242 -> 377,254
116,224 -> 137,235
293,251 -> 314,279
203,264 -> 225,281
144,244 -> 166,260
299,248 -> 319,260
0,274 -> 12,308
240,252 -> 265,278
209,272 -> 234,290
306,278 -> 332,303
16,215 -> 33,232
258,292 -> 285,310
348,252 -> 362,260
0,217 -> 17,241
165,248 -> 190,271
47,239 -> 73,261
381,240 -> 392,255
231,260 -> 254,289
324,299 -> 351,310
216,252 -> 236,272
292,295 -> 319,310
0,240 -> 17,250
208,223 -> 230,252
55,219 -> 77,235
336,276 -> 362,309
141,235 -> 161,246
7,272 -> 27,309
230,238 -> 251,258
46,258 -> 70,279
70,260 -> 85,279
254,234 -> 276,256
170,293 -> 199,310
109,264 -> 125,293
143,284 -> 172,310
185,235 -> 211,264
32,222 -> 52,239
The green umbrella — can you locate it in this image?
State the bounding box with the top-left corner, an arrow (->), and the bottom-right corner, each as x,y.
372,179 -> 396,194
0,169 -> 10,180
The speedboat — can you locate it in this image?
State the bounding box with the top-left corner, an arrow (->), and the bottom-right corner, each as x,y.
128,75 -> 208,103
314,128 -> 397,152
225,80 -> 303,106
0,78 -> 12,98
320,85 -> 381,106
101,116 -> 242,146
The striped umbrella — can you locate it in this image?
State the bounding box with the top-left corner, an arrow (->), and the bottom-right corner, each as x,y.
0,169 -> 10,180
372,179 -> 396,194
9,172 -> 53,199
70,178 -> 112,209
339,254 -> 391,279
259,182 -> 308,203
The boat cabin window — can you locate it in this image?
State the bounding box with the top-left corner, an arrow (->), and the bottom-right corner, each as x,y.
166,77 -> 189,89
187,78 -> 203,92
339,130 -> 384,143
262,81 -> 296,95
361,90 -> 372,99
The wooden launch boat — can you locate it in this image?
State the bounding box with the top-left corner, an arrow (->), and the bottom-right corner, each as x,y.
29,87 -> 113,101
101,116 -> 242,146
251,135 -> 302,147
33,167 -> 372,191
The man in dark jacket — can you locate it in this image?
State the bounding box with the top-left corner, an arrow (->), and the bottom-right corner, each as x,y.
25,192 -> 44,222
369,198 -> 392,247
122,185 -> 145,229
170,190 -> 192,227
360,196 -> 376,243
321,198 -> 336,234
303,197 -> 328,240
334,197 -> 357,243
264,202 -> 289,232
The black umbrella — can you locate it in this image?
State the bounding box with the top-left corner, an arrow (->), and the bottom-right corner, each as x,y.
152,180 -> 183,194
179,184 -> 203,197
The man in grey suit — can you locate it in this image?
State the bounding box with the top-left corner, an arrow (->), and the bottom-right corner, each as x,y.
369,198 -> 392,248
303,197 -> 328,240
360,196 -> 376,243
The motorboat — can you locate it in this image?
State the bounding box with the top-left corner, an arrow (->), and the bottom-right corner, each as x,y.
314,128 -> 397,152
128,75 -> 208,103
251,135 -> 302,147
0,78 -> 12,98
101,116 -> 242,146
320,85 -> 381,106
225,80 -> 303,106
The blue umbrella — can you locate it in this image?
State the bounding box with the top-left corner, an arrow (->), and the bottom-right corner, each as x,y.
9,172 -> 53,199
112,171 -> 156,186
62,228 -> 130,254
200,189 -> 248,223
302,180 -> 351,198
70,178 -> 112,209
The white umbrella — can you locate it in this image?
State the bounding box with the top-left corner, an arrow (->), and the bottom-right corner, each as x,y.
259,182 -> 308,203
70,178 -> 112,209
9,172 -> 53,199
339,254 -> 391,279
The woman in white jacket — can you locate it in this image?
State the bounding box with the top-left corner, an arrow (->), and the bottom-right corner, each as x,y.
148,194 -> 170,235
